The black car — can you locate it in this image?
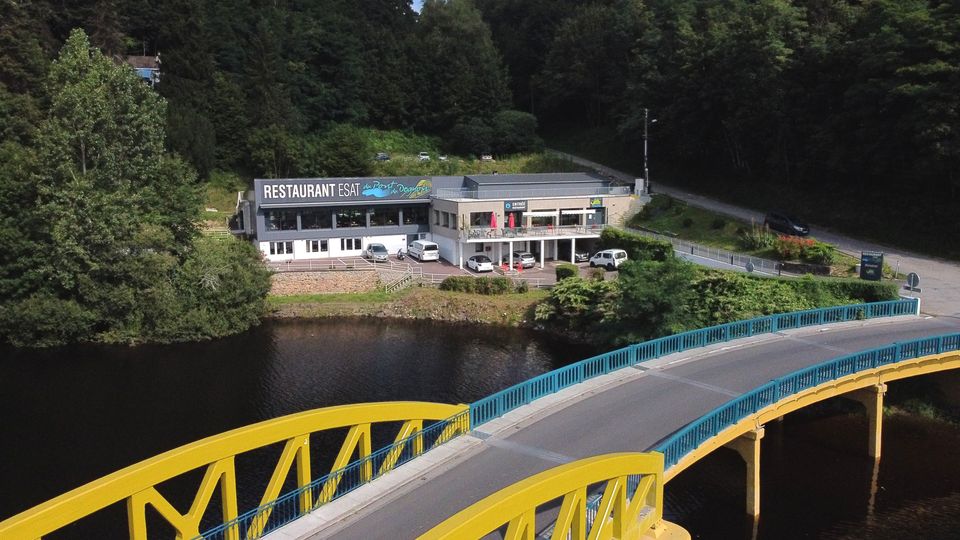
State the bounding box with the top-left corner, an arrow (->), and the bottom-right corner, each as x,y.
764,212 -> 809,236
374,152 -> 390,161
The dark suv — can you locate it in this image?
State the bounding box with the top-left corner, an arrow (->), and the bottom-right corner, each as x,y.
764,212 -> 810,236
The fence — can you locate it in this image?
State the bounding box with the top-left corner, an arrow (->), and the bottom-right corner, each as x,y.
628,227 -> 786,275
469,299 -> 918,427
655,332 -> 960,469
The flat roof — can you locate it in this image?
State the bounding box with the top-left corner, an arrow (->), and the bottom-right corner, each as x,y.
464,172 -> 606,186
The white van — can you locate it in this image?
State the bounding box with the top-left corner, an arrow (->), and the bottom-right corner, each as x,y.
408,240 -> 440,261
589,249 -> 628,270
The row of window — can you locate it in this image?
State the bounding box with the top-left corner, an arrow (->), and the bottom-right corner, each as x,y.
266,206 -> 429,232
269,237 -> 363,255
431,209 -> 601,230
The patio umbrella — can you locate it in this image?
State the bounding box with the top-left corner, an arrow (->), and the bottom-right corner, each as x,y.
490,212 -> 497,229
508,212 -> 515,229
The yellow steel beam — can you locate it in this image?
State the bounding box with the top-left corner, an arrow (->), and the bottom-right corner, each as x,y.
665,351 -> 960,482
418,453 -> 669,540
0,401 -> 468,540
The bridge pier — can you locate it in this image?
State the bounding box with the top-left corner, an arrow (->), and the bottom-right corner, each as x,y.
846,383 -> 887,458
724,427 -> 765,517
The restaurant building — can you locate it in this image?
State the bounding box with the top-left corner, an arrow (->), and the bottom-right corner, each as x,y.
231,172 -> 635,268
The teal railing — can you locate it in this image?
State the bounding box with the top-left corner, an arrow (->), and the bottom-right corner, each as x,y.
469,298 -> 919,427
655,332 -> 959,469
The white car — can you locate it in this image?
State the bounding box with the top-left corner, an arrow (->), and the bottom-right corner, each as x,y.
589,249 -> 628,270
467,255 -> 494,272
417,152 -> 431,162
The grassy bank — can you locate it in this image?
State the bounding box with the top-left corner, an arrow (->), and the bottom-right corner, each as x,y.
268,287 -> 549,327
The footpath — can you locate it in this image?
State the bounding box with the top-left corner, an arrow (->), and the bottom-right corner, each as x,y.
549,149 -> 960,318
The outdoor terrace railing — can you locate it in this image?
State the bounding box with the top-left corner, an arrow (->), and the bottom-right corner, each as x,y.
461,223 -> 605,241
434,186 -> 632,200
655,332 -> 960,470
469,298 -> 919,427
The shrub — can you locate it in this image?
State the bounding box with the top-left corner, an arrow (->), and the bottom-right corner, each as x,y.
738,222 -> 776,250
515,280 -> 529,293
802,241 -> 837,265
711,217 -> 726,229
474,276 -> 513,295
774,235 -> 815,260
556,263 -> 579,281
598,228 -> 673,262
682,218 -> 694,228
440,276 -> 475,293
590,268 -> 607,281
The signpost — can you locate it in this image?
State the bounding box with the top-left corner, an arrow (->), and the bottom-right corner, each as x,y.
859,251 -> 884,281
905,272 -> 921,293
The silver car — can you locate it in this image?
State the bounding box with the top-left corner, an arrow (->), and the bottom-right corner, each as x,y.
363,243 -> 389,262
503,251 -> 536,269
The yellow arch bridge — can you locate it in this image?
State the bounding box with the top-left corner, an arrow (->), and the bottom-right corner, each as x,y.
3,300 -> 957,539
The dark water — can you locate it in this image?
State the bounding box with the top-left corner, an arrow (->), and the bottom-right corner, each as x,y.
1,319 -> 958,539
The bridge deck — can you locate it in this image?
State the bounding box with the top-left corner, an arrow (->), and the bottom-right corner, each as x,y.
271,315 -> 959,539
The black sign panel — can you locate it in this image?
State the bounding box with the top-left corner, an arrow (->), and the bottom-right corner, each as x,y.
860,251 -> 884,281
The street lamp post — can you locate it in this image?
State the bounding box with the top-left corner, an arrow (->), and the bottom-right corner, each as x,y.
642,108 -> 657,194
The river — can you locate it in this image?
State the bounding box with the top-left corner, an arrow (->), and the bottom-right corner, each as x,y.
1,318 -> 957,539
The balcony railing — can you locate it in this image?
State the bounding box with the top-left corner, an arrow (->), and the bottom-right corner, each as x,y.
460,223 -> 606,241
434,186 -> 632,200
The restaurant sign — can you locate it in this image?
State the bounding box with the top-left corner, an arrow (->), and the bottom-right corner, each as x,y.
257,177 -> 432,205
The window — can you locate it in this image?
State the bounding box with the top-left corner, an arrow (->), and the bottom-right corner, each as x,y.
403,206 -> 429,225
560,210 -> 581,226
301,209 -> 332,229
266,210 -> 297,231
434,210 -> 440,225
530,216 -> 554,227
470,212 -> 494,227
442,212 -> 451,228
336,208 -> 365,228
340,237 -> 362,251
269,241 -> 293,255
306,239 -> 328,253
475,243 -> 485,253
370,206 -> 400,227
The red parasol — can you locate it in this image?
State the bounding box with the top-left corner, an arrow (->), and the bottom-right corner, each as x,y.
508,212 -> 515,229
490,212 -> 497,229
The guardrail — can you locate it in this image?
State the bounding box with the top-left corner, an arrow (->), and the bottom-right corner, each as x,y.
628,227 -> 785,275
655,332 -> 960,469
434,186 -> 631,200
469,298 -> 918,427
462,224 -> 605,241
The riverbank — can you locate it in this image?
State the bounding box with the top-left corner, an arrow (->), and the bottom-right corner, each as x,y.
267,287 -> 548,327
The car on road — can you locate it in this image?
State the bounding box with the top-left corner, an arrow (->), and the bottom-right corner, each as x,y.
374,152 -> 390,161
467,255 -> 494,272
480,154 -> 494,162
589,249 -> 628,270
503,251 -> 536,269
574,250 -> 590,263
362,243 -> 389,262
417,152 -> 430,162
764,212 -> 809,237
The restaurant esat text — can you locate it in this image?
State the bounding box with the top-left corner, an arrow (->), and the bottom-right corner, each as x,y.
262,182 -> 362,199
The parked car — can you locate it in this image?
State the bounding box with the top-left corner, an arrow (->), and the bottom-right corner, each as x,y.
764,212 -> 810,237
438,155 -> 448,161
574,250 -> 590,263
417,151 -> 431,162
503,251 -> 536,269
374,152 -> 390,161
467,254 -> 494,272
408,240 -> 440,261
480,154 -> 494,162
589,249 -> 628,270
362,243 -> 389,262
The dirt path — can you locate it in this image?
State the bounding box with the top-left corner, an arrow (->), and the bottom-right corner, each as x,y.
549,149 -> 960,318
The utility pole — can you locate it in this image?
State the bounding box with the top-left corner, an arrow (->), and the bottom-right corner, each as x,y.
643,108 -> 650,194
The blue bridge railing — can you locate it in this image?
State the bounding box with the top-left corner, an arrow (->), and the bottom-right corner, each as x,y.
470,298 -> 918,427
655,332 -> 959,470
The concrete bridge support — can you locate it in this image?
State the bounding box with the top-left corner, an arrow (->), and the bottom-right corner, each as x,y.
846,383 -> 887,458
724,427 -> 765,517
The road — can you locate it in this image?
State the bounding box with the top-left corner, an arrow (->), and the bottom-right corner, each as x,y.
269,315 -> 960,539
549,150 -> 960,318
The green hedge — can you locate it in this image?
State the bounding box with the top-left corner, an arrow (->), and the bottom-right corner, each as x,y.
439,276 -> 514,295
598,228 -> 673,262
439,276 -> 475,293
556,263 -> 579,280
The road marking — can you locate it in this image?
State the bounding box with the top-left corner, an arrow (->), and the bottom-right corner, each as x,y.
777,333 -> 849,354
639,369 -> 742,397
471,431 -> 574,465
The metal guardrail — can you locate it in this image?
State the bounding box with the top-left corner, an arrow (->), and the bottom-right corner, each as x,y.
462,224 -> 605,241
469,299 -> 918,427
196,410 -> 469,540
628,227 -> 786,275
654,332 -> 960,469
434,186 -> 631,200
267,258 -> 416,273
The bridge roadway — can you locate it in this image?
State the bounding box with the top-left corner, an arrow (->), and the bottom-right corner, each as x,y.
272,314 -> 960,539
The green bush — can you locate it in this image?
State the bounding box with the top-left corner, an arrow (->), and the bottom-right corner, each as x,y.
598,228 -> 673,262
556,263 -> 579,280
738,222 -> 776,250
515,280 -> 529,293
439,276 -> 475,293
474,276 -> 513,295
802,240 -> 837,265
711,217 -> 726,230
819,279 -> 898,302
590,268 -> 607,281
682,217 -> 694,228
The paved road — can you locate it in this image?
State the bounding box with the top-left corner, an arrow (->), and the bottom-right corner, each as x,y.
274,315 -> 960,539
549,150 -> 960,319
